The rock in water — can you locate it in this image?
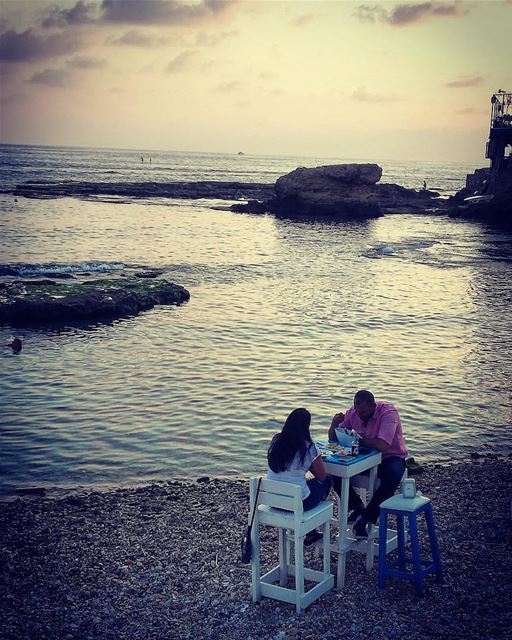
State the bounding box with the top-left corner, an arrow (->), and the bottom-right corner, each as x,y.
406,457 -> 425,475
14,487 -> 46,496
447,160 -> 512,226
272,163 -> 383,218
0,278 -> 190,326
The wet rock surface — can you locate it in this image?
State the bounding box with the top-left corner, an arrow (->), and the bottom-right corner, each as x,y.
8,180 -> 275,202
0,276 -> 190,326
448,161 -> 512,226
7,168 -> 444,220
1,460 -> 510,640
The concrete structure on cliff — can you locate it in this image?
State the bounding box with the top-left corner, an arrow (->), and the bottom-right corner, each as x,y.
453,90 -> 512,225
486,90 -> 512,194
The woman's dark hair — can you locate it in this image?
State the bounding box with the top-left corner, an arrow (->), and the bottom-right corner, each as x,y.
267,408 -> 313,473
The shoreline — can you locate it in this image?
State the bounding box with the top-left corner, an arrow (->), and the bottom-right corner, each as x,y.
3,450 -> 511,503
2,459 -> 511,640
3,452 -> 510,503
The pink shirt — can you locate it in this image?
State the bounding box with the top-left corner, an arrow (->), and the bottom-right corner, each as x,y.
337,401 -> 408,459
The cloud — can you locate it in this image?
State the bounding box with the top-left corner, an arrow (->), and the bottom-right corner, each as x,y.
445,74 -> 484,88
290,14 -> 316,27
39,0 -> 238,30
355,5 -> 388,23
195,29 -> 238,46
258,70 -> 278,80
29,67 -> 72,87
67,55 -> 106,69
352,87 -> 403,102
108,30 -> 169,47
0,64 -> 13,78
41,1 -> 96,28
165,50 -> 198,72
0,28 -> 79,62
355,1 -> 469,26
0,92 -> 26,106
101,0 -> 236,25
215,80 -> 242,92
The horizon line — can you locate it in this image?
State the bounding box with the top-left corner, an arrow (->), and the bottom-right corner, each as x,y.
0,141 -> 487,167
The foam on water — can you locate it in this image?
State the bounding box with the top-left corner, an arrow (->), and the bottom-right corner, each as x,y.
0,261 -> 125,277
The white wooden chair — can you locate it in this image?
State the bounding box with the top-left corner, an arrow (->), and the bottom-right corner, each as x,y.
249,477 -> 334,614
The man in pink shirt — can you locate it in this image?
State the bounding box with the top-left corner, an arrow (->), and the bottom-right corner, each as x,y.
328,389 -> 408,539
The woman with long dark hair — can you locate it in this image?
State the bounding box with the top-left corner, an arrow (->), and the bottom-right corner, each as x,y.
267,408 -> 332,545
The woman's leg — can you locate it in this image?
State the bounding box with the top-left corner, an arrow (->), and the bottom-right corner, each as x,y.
303,477 -> 332,545
303,476 -> 332,511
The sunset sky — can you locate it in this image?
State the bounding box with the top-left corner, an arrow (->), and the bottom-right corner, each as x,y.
1,0 -> 511,161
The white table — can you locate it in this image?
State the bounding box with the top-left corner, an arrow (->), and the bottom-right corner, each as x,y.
316,441 -> 382,590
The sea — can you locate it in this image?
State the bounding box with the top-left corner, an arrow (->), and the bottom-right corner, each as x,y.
0,144 -> 511,499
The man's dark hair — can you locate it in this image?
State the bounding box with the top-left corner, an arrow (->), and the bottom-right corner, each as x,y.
354,389 -> 375,406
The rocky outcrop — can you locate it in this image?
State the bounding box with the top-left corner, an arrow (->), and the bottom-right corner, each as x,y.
8,168 -> 445,219
270,164 -> 383,218
0,277 -> 190,326
275,164 -> 383,195
232,163 -> 444,218
467,168 -> 491,195
448,189 -> 512,226
373,183 -> 441,213
9,181 -> 275,202
448,160 -> 512,226
447,167 -> 490,203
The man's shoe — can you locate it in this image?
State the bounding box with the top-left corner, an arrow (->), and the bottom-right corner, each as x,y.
348,507 -> 364,524
352,516 -> 368,539
304,530 -> 323,546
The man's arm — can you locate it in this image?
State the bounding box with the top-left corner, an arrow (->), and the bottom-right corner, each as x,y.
359,436 -> 391,452
363,408 -> 399,452
328,412 -> 346,441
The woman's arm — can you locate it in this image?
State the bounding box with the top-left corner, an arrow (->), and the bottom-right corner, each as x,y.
309,455 -> 327,481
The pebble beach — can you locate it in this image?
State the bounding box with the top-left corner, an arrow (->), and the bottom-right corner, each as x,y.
1,459 -> 511,640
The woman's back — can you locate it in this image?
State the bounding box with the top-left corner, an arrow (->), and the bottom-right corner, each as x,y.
267,440 -> 319,499
265,408 -> 331,528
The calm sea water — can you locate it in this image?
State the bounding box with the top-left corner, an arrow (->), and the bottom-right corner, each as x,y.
0,144 -> 511,499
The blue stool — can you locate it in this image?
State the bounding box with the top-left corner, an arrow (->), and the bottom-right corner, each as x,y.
378,494 -> 443,595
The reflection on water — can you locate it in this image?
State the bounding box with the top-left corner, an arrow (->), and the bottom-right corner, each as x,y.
0,193 -> 511,498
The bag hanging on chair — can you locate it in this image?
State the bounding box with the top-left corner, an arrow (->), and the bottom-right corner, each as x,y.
240,478 -> 262,564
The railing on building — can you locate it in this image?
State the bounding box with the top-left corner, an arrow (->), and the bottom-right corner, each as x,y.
490,90 -> 512,129
486,90 -> 512,161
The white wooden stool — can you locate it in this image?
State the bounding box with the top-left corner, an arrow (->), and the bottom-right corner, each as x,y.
249,477 -> 334,613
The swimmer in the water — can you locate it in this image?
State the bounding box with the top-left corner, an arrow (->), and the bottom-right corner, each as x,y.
8,337 -> 22,352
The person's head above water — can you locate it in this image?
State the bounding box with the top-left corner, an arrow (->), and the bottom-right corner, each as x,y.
9,337 -> 22,353
353,389 -> 376,421
267,407 -> 312,473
